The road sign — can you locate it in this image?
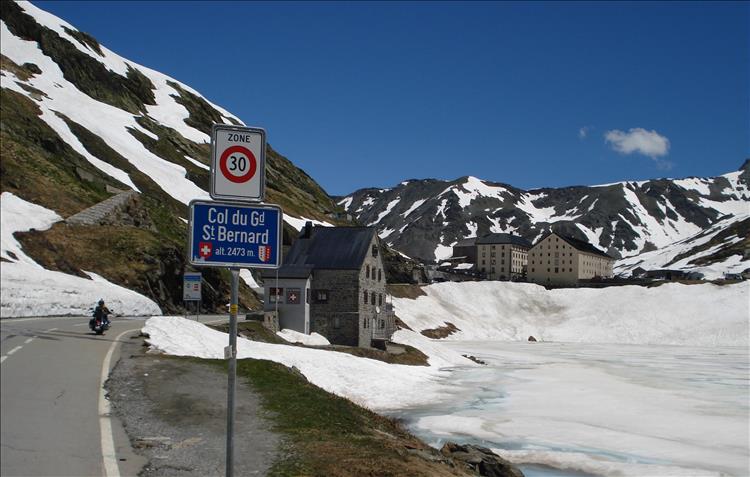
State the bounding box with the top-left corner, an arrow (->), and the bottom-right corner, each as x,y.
188,200 -> 282,269
210,124 -> 266,202
183,272 -> 202,301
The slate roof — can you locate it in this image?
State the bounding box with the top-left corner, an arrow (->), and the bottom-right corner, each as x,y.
260,264 -> 313,280
284,226 -> 378,270
536,232 -> 613,259
476,233 -> 532,248
454,237 -> 477,247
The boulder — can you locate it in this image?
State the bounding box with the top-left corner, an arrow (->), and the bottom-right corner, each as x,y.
440,442 -> 525,477
527,336 -> 537,342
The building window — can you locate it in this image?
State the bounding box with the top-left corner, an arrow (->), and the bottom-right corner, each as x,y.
364,317 -> 368,329
313,289 -> 329,304
531,268 -> 535,272
570,268 -> 573,272
555,268 -> 559,273
378,293 -> 383,306
371,293 -> 376,305
372,244 -> 379,257
334,317 -> 341,329
366,264 -> 370,279
269,287 -> 283,304
378,269 -> 382,281
363,290 -> 368,303
547,268 -> 550,272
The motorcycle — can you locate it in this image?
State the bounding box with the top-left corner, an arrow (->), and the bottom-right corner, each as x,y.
89,310 -> 113,335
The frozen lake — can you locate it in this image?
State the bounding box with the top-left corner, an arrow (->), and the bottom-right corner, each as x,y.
390,341 -> 749,477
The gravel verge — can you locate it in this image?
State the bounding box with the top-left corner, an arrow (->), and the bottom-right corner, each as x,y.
106,334 -> 280,476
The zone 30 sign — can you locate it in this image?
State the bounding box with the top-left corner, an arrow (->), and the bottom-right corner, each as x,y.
210,125 -> 266,202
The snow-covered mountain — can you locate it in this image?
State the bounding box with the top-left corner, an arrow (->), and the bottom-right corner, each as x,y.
0,1 -> 342,315
339,164 -> 749,277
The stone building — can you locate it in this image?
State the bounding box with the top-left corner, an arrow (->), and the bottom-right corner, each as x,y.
476,233 -> 532,280
261,223 -> 396,348
527,232 -> 614,286
450,237 -> 478,264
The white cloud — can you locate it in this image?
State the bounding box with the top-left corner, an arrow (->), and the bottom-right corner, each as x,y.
604,128 -> 670,159
578,126 -> 592,139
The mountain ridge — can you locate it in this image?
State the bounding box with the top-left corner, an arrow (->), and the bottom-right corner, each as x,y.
339,163 -> 749,278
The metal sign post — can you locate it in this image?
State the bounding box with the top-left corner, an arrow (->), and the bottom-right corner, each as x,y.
189,124 -> 280,477
225,268 -> 239,477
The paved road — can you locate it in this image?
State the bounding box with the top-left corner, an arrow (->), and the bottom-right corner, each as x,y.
0,315 -> 228,477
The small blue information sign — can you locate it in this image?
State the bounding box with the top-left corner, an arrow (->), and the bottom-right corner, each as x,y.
188,200 -> 282,269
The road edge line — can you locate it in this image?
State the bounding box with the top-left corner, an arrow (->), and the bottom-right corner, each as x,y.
100,329 -> 135,477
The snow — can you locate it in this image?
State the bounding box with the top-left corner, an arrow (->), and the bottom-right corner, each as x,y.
516,192 -> 581,223
408,341 -> 748,477
357,196 -> 376,213
615,213 -> 749,279
378,228 -> 395,239
674,177 -> 713,196
239,269 -> 261,292
1,8 -> 244,205
0,193 -> 161,317
392,281 -> 749,346
446,176 -> 510,208
1,192 -> 61,265
697,196 -> 749,218
369,197 -> 401,225
142,316 -> 467,411
337,196 -> 353,210
575,223 -> 604,249
433,234 -> 455,262
436,198 -> 449,219
619,184 -> 701,254
282,215 -> 332,231
277,329 -> 330,346
183,155 -> 209,171
401,199 -> 426,218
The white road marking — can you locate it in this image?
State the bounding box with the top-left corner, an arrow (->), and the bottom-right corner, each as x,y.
100,329 -> 134,477
1,345 -> 24,364
24,338 -> 34,344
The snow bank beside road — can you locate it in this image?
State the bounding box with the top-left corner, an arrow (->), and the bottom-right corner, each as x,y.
393,281 -> 749,346
143,316 -> 470,411
0,193 -> 161,317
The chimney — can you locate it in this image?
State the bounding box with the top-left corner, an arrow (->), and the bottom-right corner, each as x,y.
301,221 -> 313,239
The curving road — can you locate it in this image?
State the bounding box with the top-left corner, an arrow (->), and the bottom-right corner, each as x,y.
0,315 -> 226,477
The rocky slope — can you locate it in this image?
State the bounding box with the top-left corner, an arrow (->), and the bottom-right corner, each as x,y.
0,1 -> 346,313
340,163 -> 749,276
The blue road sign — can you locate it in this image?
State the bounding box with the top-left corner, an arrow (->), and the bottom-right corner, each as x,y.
188,200 -> 282,269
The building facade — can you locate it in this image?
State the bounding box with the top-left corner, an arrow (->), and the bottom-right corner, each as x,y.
262,223 -> 395,348
527,232 -> 614,286
476,233 -> 532,280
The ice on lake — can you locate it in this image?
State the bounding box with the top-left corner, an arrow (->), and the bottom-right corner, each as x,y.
390,341 -> 749,477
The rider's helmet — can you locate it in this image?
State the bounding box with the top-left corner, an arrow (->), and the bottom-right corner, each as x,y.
98,299 -> 104,306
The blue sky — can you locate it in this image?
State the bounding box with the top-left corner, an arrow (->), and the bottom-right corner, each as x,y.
36,1 -> 749,196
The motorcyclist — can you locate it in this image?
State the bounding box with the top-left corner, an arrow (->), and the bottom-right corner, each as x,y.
93,299 -> 112,327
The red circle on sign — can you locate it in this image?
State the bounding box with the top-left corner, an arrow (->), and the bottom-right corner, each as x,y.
219,145 -> 257,184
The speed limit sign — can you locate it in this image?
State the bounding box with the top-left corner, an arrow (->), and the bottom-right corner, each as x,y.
210,124 -> 266,202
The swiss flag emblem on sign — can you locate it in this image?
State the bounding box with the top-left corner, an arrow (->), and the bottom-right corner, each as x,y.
258,245 -> 271,263
199,242 -> 212,259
